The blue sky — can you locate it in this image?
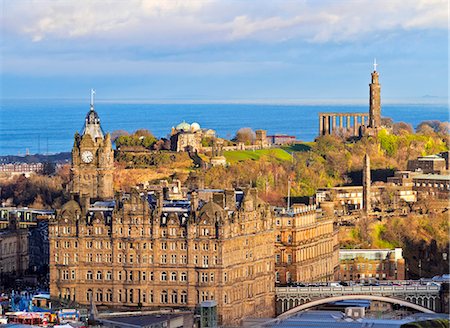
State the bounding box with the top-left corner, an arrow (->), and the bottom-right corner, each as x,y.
0,0 -> 448,103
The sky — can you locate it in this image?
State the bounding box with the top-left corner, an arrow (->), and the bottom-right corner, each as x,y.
0,0 -> 448,103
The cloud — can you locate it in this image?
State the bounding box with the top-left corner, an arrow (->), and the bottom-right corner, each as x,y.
2,0 -> 447,46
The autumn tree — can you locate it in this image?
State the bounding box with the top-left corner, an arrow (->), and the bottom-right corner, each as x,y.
233,128 -> 256,145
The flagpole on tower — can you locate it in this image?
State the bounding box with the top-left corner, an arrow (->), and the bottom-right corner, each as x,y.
90,89 -> 96,110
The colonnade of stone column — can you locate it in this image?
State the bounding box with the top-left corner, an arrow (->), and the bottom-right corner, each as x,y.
318,113 -> 369,136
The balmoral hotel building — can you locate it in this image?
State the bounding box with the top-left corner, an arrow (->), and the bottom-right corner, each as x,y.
49,102 -> 275,326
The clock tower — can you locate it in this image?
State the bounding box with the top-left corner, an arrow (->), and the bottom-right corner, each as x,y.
70,90 -> 114,200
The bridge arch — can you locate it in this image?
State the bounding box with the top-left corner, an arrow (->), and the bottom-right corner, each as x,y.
278,294 -> 434,320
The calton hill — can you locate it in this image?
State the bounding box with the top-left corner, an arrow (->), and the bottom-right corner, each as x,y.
0,119 -> 448,278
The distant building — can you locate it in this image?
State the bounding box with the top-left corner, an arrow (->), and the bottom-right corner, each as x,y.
338,248 -> 405,281
267,135 -> 296,145
315,185 -> 416,214
0,162 -> 44,174
170,121 -> 216,152
388,171 -> 450,201
273,204 -> 339,284
407,155 -> 447,174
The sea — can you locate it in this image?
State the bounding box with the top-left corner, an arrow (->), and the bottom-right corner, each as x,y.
0,99 -> 448,156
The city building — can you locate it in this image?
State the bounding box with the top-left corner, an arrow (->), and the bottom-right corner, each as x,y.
0,218 -> 29,283
0,162 -> 44,175
273,204 -> 339,284
388,171 -> 450,201
315,185 -> 416,214
338,248 -> 405,281
407,154 -> 447,174
170,121 -> 216,152
49,102 -> 275,326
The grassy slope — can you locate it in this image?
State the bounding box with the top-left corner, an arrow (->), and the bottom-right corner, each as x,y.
223,148 -> 292,163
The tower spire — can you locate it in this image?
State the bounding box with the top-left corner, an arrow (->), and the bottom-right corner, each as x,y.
90,88 -> 96,111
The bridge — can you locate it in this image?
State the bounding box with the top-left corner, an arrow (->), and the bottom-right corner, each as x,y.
276,282 -> 442,315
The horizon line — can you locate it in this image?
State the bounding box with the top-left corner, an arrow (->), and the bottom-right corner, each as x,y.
1,97 -> 448,106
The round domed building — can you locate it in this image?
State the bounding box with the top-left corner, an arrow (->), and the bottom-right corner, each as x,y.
170,121 -> 216,152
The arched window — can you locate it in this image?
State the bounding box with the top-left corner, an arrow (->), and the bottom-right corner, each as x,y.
161,272 -> 167,281
96,289 -> 103,302
171,290 -> 178,304
106,289 -> 113,302
87,289 -> 93,302
96,271 -> 102,280
286,271 -> 291,283
275,271 -> 280,283
180,272 -> 187,281
180,291 -> 187,304
171,272 -> 177,281
161,290 -> 168,303
118,271 -> 123,280
106,271 -> 112,280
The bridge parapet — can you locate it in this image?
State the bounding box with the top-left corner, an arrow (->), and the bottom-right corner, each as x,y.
276,283 -> 442,315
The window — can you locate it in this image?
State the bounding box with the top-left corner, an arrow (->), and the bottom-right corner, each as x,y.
142,271 -> 146,281
180,291 -> 187,304
181,255 -> 187,264
276,235 -> 281,242
171,254 -> 177,264
87,271 -> 93,280
161,290 -> 168,303
106,271 -> 112,280
161,254 -> 167,264
203,256 -> 209,267
71,270 -> 76,280
87,289 -> 93,302
287,254 -> 292,264
161,272 -> 167,281
96,289 -> 103,302
171,272 -> 177,281
275,271 -> 280,283
180,272 -> 187,282
128,271 -> 133,281
96,271 -> 102,280
118,271 -> 123,280
275,254 -> 280,263
161,242 -> 167,250
171,291 -> 178,303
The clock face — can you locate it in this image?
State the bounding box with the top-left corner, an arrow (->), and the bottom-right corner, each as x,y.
81,151 -> 94,163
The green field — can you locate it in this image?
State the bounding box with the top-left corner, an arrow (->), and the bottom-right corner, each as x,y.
223,148 -> 292,163
281,142 -> 315,152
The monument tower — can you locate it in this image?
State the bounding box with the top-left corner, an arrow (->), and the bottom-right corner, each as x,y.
70,89 -> 114,199
369,59 -> 381,129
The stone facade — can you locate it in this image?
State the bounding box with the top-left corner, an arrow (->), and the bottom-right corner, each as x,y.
50,107 -> 275,326
273,204 -> 339,284
70,106 -> 114,200
0,218 -> 29,282
338,248 -> 405,281
49,188 -> 275,326
407,155 -> 447,174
